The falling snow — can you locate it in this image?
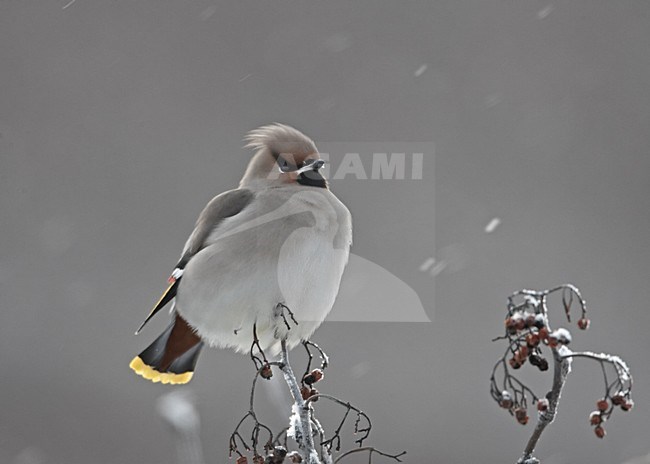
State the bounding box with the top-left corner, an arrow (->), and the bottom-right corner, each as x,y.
485,217 -> 501,233
537,5 -> 554,20
414,64 -> 428,77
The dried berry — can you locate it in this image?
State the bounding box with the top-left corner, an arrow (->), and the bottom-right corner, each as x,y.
517,345 -> 529,360
597,399 -> 609,412
260,364 -> 273,380
272,446 -> 287,460
509,357 -> 522,370
594,425 -> 606,439
551,328 -> 572,345
537,358 -> 549,371
236,457 -> 249,464
533,314 -> 546,329
252,456 -> 265,464
499,391 -> 513,409
547,336 -> 559,348
526,314 -> 535,328
515,407 -> 529,425
309,388 -> 319,401
537,398 -> 549,412
526,333 -> 540,348
589,411 -> 602,425
515,317 -> 526,331
302,369 -> 324,385
612,394 -> 626,406
577,317 -> 590,330
621,399 -> 634,411
300,386 -> 311,401
538,327 -> 549,341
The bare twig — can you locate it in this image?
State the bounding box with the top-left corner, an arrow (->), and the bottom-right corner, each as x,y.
518,346 -> 571,463
305,394 -> 372,448
334,447 -> 407,463
230,312 -> 404,464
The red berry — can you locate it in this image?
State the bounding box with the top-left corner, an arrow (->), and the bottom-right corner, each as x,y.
577,318 -> 590,330
526,333 -> 540,347
509,357 -> 522,369
525,314 -> 537,328
500,391 -> 513,409
515,407 -> 529,425
236,457 -> 249,464
589,411 -> 602,425
594,426 -> 606,439
547,336 -> 559,348
300,386 -> 311,401
302,369 -> 324,385
538,327 -> 549,341
621,399 -> 634,411
260,364 -> 273,380
537,399 -> 549,412
518,345 -> 529,360
597,399 -> 609,412
533,315 -> 546,329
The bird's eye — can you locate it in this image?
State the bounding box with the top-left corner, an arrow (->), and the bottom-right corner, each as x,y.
278,156 -> 296,173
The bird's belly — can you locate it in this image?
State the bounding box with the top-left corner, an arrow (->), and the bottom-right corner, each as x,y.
175,223 -> 348,355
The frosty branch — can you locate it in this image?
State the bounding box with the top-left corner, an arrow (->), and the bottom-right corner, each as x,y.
490,284 -> 634,464
229,332 -> 406,464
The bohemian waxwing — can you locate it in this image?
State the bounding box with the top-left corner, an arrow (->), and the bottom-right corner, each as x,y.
130,123 -> 352,384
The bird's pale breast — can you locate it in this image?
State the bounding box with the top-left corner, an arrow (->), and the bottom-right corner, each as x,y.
176,187 -> 351,355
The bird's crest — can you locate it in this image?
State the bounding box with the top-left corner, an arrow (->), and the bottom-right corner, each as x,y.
244,123 -> 317,158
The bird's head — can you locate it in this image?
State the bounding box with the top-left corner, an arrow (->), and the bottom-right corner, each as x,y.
240,123 -> 328,189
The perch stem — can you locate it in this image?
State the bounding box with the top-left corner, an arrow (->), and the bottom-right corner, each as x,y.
518,347 -> 572,464
279,339 -> 320,464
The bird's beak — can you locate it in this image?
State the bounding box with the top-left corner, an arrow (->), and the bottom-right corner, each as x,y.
296,159 -> 326,174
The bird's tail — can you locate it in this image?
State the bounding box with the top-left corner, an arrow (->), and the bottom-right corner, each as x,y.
130,314 -> 203,385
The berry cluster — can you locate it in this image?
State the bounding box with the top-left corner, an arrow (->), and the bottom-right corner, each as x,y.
504,311 -> 587,372
491,285 -> 634,463
588,394 -> 634,438
492,286 -> 595,428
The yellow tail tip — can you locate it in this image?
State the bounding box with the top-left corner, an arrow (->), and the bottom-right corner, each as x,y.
129,356 -> 193,385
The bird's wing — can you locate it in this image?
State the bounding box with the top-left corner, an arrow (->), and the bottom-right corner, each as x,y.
135,188 -> 255,334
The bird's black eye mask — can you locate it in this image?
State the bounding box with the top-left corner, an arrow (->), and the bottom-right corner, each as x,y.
275,154 -> 328,188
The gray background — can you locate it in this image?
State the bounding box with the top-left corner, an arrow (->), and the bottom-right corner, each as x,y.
1,1 -> 649,463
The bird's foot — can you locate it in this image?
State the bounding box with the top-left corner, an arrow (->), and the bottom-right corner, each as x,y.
274,303 -> 298,331
250,323 -> 269,370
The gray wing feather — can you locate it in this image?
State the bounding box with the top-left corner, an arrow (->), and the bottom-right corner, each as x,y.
136,188 -> 254,333
177,188 -> 254,269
